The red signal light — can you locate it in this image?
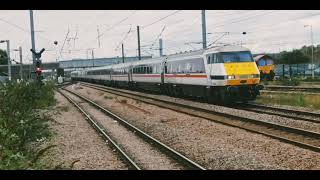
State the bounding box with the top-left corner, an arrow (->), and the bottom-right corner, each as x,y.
36,67 -> 42,75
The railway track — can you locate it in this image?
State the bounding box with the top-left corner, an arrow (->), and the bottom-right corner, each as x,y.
77,81 -> 320,153
57,88 -> 206,170
264,85 -> 320,94
231,103 -> 320,124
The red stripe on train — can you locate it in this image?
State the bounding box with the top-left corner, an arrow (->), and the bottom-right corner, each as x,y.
111,74 -> 208,78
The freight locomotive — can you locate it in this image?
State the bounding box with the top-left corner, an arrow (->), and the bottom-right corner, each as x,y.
254,54 -> 275,81
71,45 -> 263,103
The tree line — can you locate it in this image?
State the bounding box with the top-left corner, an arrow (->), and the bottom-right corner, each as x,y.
269,45 -> 320,64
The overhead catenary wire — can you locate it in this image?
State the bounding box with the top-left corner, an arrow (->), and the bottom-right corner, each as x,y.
78,10 -> 137,50
149,25 -> 166,49
115,25 -> 133,51
0,17 -> 52,43
245,12 -> 320,35
141,10 -> 182,29
58,28 -> 70,60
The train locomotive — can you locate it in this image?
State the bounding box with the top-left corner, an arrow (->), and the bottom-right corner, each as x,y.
254,54 -> 275,81
71,45 -> 263,103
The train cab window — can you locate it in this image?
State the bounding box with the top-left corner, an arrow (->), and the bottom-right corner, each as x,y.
266,58 -> 274,65
258,59 -> 266,66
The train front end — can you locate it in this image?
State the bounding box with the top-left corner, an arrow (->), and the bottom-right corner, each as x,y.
205,46 -> 263,102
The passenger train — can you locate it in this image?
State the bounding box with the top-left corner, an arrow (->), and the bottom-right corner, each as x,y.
71,45 -> 264,103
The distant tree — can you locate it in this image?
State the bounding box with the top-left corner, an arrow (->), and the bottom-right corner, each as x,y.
0,49 -> 8,65
277,50 -> 310,64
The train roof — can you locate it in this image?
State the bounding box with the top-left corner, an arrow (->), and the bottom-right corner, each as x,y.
253,54 -> 273,62
205,45 -> 250,54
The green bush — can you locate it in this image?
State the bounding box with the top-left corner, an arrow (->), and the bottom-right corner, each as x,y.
0,81 -> 55,169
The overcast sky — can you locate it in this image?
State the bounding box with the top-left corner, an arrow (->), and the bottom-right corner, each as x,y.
1,10 -> 320,64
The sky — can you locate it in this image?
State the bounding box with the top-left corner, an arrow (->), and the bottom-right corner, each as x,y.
0,10 -> 320,64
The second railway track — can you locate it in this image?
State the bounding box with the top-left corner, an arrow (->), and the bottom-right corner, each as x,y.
231,103 -> 320,124
76,81 -> 320,153
264,85 -> 320,94
57,88 -> 206,170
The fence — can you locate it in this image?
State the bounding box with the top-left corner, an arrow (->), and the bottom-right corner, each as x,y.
274,63 -> 320,77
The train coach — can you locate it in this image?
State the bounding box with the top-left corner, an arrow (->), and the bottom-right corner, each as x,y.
71,45 -> 263,103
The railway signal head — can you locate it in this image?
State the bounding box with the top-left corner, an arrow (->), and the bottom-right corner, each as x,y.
35,60 -> 42,76
35,67 -> 42,76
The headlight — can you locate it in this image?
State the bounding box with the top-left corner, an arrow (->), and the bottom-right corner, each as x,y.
251,74 -> 260,78
227,75 -> 236,79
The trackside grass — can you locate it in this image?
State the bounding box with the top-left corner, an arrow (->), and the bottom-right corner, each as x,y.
255,91 -> 320,109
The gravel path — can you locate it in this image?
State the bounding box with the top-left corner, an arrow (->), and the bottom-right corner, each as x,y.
39,92 -> 127,170
66,84 -> 320,169
61,89 -> 184,170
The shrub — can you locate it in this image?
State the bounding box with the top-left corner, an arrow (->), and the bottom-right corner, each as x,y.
0,80 -> 55,169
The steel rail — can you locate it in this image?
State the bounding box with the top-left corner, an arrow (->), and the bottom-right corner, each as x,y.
57,89 -> 141,170
62,87 -> 206,170
232,102 -> 320,124
264,85 -> 320,94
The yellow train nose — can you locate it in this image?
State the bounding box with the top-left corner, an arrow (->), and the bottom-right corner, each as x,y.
224,62 -> 259,75
224,62 -> 260,85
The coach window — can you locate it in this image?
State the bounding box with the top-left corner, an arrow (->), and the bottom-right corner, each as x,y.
170,64 -> 173,74
153,65 -> 157,74
178,64 -> 182,73
147,66 -> 150,74
185,63 -> 192,73
207,55 -> 212,64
